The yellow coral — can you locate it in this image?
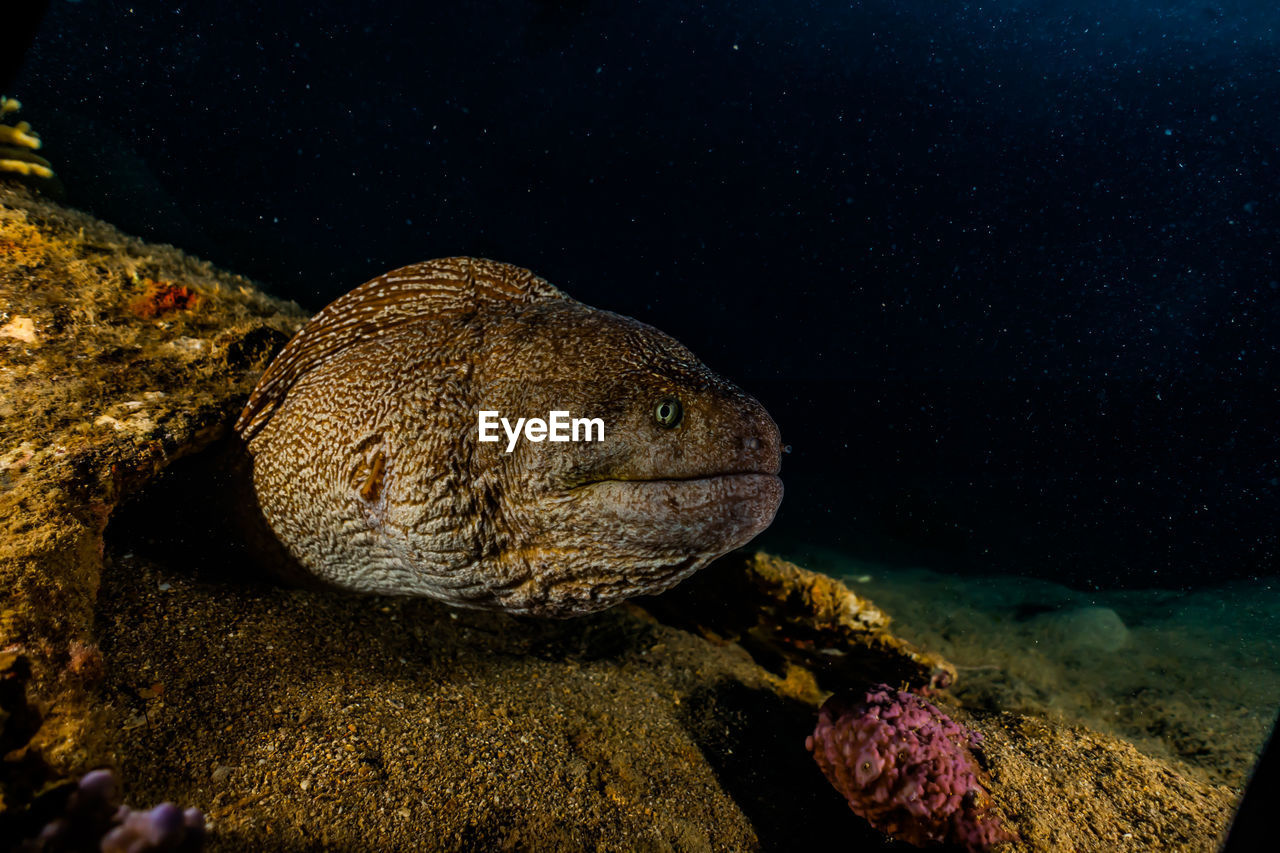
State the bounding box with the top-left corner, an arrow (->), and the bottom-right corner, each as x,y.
0,97 -> 55,181
0,120 -> 41,149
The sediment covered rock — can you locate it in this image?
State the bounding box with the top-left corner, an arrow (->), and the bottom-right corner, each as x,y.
0,182 -> 305,773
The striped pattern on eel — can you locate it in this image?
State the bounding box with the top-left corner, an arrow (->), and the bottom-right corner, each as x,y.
235,256 -> 782,617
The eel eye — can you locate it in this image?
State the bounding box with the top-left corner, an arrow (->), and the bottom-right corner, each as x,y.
653,396 -> 683,429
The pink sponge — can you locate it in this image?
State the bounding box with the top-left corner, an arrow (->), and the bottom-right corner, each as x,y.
806,685 -> 1014,851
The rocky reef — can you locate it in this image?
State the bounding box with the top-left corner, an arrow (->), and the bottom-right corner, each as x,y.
0,183 -> 1242,850
0,181 -> 305,781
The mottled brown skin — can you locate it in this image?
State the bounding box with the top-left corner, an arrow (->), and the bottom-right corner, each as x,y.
235,257 -> 782,616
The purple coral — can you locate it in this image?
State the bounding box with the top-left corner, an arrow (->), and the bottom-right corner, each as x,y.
100,801 -> 205,853
27,768 -> 205,852
805,685 -> 1014,851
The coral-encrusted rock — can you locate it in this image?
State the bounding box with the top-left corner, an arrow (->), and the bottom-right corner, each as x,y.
642,551 -> 956,693
806,685 -> 1014,851
0,182 -> 306,775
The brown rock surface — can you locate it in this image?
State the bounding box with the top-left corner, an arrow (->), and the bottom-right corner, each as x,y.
976,712 -> 1237,852
642,551 -> 957,693
0,185 -> 1242,850
0,182 -> 306,774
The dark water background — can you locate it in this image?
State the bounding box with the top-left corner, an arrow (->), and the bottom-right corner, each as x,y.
9,0 -> 1277,589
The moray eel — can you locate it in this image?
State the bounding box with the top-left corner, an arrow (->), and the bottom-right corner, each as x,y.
235,257 -> 782,616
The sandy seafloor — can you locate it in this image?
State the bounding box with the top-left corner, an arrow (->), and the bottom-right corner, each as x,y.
772,542 -> 1280,789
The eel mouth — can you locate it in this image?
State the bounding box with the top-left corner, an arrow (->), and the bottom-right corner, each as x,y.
583,470 -> 779,483
568,471 -> 782,492
565,472 -> 785,546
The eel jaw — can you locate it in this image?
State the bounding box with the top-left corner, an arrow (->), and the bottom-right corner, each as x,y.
563,471 -> 784,554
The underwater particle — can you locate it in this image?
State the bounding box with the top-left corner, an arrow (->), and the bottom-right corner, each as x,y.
235,256 -> 783,617
0,96 -> 55,181
806,685 -> 1015,851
